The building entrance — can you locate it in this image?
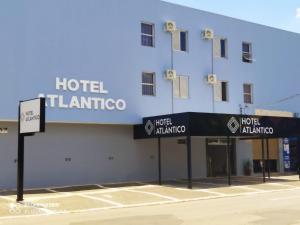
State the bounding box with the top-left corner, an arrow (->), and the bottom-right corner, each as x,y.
206,138 -> 236,177
289,138 -> 300,172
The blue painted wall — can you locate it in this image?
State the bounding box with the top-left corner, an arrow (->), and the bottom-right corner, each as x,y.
0,0 -> 299,124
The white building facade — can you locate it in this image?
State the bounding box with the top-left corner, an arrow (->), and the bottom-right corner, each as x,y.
0,0 -> 299,189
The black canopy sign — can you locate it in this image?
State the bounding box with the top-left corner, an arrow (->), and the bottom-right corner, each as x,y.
134,112 -> 300,139
140,113 -> 189,138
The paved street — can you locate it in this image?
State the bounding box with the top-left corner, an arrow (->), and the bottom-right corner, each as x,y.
1,176 -> 300,225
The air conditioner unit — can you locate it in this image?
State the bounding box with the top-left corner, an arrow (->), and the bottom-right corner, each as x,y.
203,28 -> 214,40
165,21 -> 176,32
207,74 -> 217,84
165,69 -> 177,80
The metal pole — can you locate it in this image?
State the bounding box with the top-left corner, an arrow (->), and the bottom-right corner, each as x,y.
187,135 -> 192,189
227,136 -> 231,186
158,138 -> 162,185
17,103 -> 24,202
171,32 -> 174,114
261,138 -> 266,183
266,138 -> 270,179
211,39 -> 215,113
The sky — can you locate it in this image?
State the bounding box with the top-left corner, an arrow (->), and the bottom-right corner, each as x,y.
164,0 -> 300,33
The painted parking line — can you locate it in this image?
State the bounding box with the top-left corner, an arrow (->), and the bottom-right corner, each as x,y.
20,193 -> 73,201
232,185 -> 266,192
195,189 -> 227,196
77,194 -> 124,207
267,183 -> 298,188
79,184 -> 155,195
1,186 -> 300,220
46,188 -> 58,193
0,196 -> 14,202
126,189 -> 180,202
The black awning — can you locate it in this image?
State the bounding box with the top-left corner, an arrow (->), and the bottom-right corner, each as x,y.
134,112 -> 300,139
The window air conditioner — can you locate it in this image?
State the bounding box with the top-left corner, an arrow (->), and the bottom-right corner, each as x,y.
165,69 -> 177,80
203,28 -> 214,40
207,74 -> 217,84
165,21 -> 176,32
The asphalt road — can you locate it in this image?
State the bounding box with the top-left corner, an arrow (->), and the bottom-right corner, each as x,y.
1,187 -> 300,225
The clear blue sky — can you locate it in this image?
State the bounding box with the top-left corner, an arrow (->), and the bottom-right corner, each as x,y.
164,0 -> 300,33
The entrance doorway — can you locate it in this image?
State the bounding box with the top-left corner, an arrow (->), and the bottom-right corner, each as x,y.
288,138 -> 300,172
206,138 -> 236,177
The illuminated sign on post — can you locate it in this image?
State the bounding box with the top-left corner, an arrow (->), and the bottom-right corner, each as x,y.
20,98 -> 45,134
17,98 -> 46,202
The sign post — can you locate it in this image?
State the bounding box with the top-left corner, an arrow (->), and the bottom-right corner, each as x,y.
17,98 -> 45,202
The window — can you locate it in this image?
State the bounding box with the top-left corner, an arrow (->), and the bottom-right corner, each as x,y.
220,39 -> 227,58
173,75 -> 189,99
213,37 -> 227,58
141,23 -> 154,47
243,83 -> 253,104
214,81 -> 228,102
173,30 -> 188,52
142,72 -> 155,96
221,81 -> 228,101
242,42 -> 252,63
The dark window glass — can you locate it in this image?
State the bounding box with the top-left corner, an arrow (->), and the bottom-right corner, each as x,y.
221,82 -> 227,101
253,160 -> 277,173
243,84 -> 251,93
243,43 -> 250,52
142,85 -> 154,95
244,95 -> 252,104
180,31 -> 187,51
220,39 -> 226,58
142,73 -> 155,96
142,73 -> 154,84
243,84 -> 252,104
141,23 -> 153,35
141,23 -> 154,47
242,42 -> 252,63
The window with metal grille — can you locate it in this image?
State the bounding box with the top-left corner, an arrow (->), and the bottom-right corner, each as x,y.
141,23 -> 154,47
142,72 -> 155,96
243,83 -> 253,104
242,42 -> 252,63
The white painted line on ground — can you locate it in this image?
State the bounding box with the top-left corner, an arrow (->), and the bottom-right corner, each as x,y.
0,196 -> 14,201
82,185 -> 155,195
196,189 -> 227,196
23,193 -> 73,200
175,187 -> 191,191
191,181 -> 224,187
46,189 -> 58,193
124,200 -> 175,208
267,183 -> 297,188
126,189 -> 180,202
96,184 -> 105,189
1,186 -> 300,221
232,186 -> 265,192
77,193 -> 124,207
101,194 -> 113,198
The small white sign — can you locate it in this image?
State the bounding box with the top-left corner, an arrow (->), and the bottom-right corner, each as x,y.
0,128 -> 8,134
20,98 -> 45,134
